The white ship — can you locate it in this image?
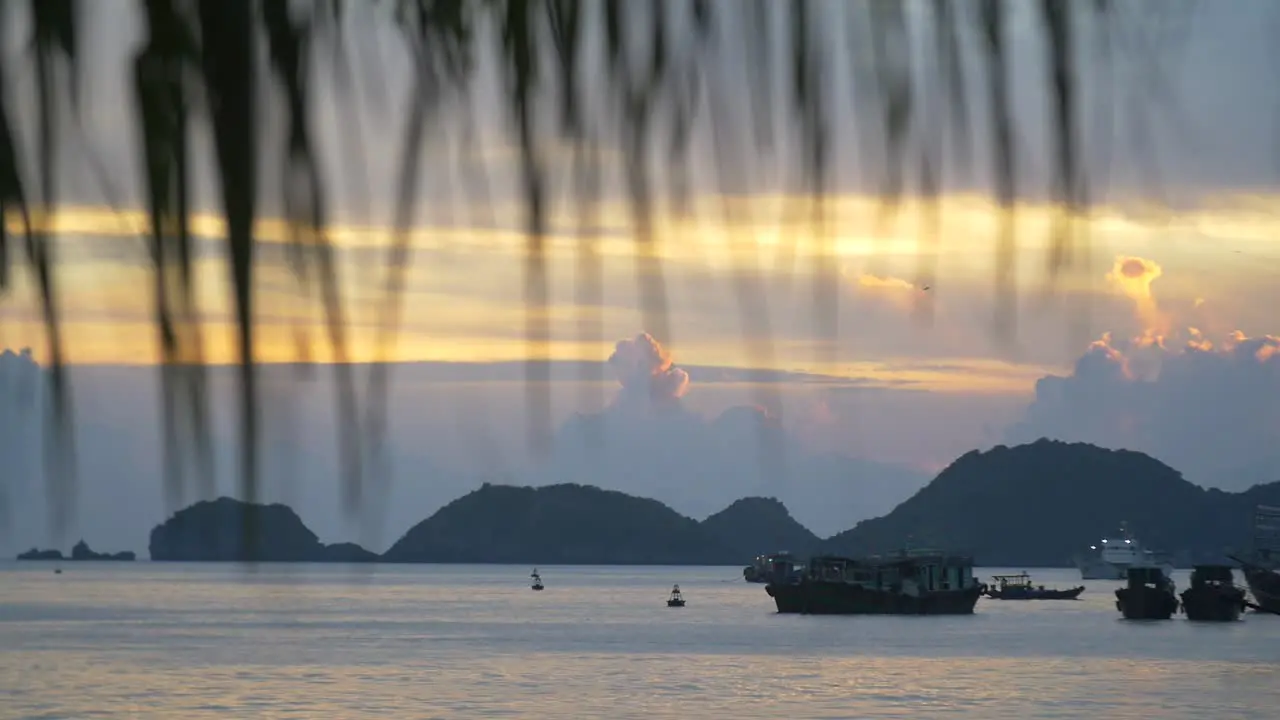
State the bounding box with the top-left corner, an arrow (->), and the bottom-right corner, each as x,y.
1074,523 -> 1174,580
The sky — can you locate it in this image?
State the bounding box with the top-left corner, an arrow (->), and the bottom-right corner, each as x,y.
3,0 -> 1280,556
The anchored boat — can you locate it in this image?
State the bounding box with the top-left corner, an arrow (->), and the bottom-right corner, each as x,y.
983,573 -> 1084,600
1237,560 -> 1280,614
1075,522 -> 1174,580
1230,504 -> 1280,614
1179,565 -> 1246,622
1115,566 -> 1178,620
530,568 -> 544,591
765,550 -> 984,615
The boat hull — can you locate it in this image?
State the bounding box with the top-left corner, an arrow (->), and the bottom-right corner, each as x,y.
1179,587 -> 1245,622
1115,587 -> 1178,620
1076,557 -> 1175,581
986,586 -> 1084,600
1239,565 -> 1280,614
766,581 -> 983,615
1076,557 -> 1125,580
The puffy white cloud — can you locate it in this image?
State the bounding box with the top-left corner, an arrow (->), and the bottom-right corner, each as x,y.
1006,330 -> 1280,489
548,333 -> 926,534
607,332 -> 691,408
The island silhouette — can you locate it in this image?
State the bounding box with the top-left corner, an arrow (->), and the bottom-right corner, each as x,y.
21,440 -> 1280,566
17,540 -> 135,562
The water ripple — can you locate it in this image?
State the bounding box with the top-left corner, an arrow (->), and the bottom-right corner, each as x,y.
2,563 -> 1278,718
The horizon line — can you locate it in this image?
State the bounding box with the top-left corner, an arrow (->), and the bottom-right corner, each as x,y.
11,190 -> 1280,250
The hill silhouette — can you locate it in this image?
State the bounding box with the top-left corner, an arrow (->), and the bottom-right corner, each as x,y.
136,441 -> 1279,566
149,497 -> 377,562
700,497 -> 820,560
143,486 -> 821,565
382,483 -> 738,564
823,439 -> 1280,565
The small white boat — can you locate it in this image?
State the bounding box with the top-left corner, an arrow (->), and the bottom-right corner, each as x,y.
530,568 -> 544,591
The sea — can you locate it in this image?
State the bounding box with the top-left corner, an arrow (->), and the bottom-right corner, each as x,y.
1,564 -> 1278,719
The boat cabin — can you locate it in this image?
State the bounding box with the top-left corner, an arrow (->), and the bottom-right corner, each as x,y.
803,550 -> 979,593
1125,566 -> 1172,592
1189,565 -> 1234,588
748,552 -> 804,583
993,573 -> 1034,586
991,573 -> 1035,590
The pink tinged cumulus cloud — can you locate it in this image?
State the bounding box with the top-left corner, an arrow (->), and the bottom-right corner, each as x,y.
1004,253 -> 1280,489
1006,327 -> 1280,490
607,332 -> 691,408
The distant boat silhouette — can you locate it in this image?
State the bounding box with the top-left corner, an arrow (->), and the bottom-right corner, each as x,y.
667,584 -> 686,607
530,568 -> 544,591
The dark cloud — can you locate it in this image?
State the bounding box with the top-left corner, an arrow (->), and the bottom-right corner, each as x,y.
1006,330 -> 1280,490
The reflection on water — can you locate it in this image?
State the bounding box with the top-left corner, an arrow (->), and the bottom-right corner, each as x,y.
2,564 -> 1278,719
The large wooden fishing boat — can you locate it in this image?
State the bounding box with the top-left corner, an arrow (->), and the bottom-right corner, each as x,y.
1115,566 -> 1178,620
1179,565 -> 1246,621
765,550 -> 984,615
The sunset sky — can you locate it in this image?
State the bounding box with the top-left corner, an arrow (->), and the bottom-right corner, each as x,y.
2,0 -> 1280,553
3,194 -> 1278,382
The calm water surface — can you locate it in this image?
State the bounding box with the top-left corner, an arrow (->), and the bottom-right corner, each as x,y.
2,563 -> 1278,719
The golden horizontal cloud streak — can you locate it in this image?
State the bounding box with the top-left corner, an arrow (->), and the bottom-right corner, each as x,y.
1,192 -> 1274,394
0,315 -> 1041,395
8,191 -> 1277,265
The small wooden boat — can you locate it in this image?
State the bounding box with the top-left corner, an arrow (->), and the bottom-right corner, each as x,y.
1115,566 -> 1179,620
983,573 -> 1084,600
667,584 -> 686,607
1179,565 -> 1246,621
530,568 -> 544,591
